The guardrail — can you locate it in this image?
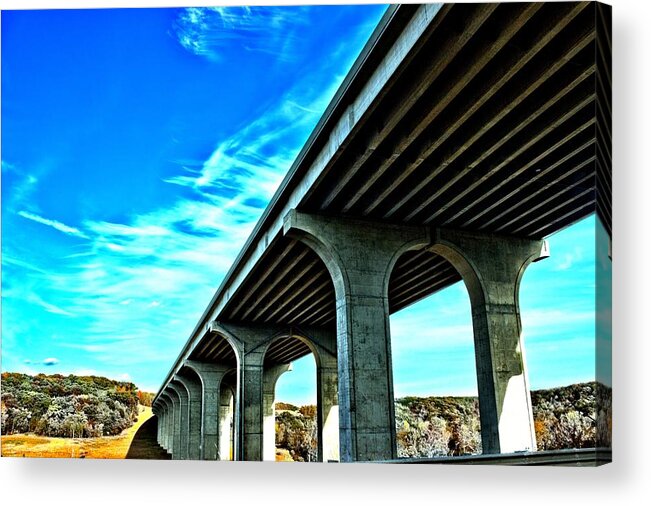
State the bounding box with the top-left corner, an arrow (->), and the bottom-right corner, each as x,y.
372,448 -> 612,466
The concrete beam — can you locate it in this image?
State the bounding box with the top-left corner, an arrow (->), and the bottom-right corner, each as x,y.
431,227 -> 549,453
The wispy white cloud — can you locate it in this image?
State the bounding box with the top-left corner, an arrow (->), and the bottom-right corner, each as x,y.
3,161 -> 41,213
173,6 -> 308,63
18,210 -> 89,239
43,357 -> 59,366
2,15 -> 385,390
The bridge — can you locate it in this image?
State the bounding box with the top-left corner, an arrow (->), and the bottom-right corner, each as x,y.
151,2 -> 611,463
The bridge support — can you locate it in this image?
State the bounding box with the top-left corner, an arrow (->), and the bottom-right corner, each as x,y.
318,352 -> 339,462
431,228 -> 549,454
185,361 -> 232,460
263,364 -> 292,461
158,395 -> 171,454
169,382 -> 189,459
166,388 -> 182,459
284,210 -> 430,462
219,385 -> 235,460
175,375 -> 202,460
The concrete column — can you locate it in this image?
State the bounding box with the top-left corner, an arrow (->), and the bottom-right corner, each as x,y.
165,400 -> 173,453
186,361 -> 232,460
263,364 -> 292,461
158,396 -> 169,452
284,210 -> 430,462
318,353 -> 340,462
169,381 -> 190,460
431,228 -> 549,454
219,386 -> 234,460
160,394 -> 174,454
242,348 -> 265,461
167,389 -> 182,460
176,375 -> 202,460
152,405 -> 160,445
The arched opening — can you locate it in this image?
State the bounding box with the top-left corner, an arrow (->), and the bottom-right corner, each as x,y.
185,329 -> 240,460
261,332 -> 328,462
518,214 -> 607,451
177,366 -> 203,460
388,249 -> 481,458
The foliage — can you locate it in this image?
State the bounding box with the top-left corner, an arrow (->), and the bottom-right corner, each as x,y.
273,382 -> 611,461
137,391 -> 155,407
531,382 -> 611,450
1,372 -> 140,437
395,395 -> 481,457
275,404 -> 317,462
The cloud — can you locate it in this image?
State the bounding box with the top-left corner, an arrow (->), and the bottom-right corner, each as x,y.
18,210 -> 89,239
173,6 -> 308,63
43,357 -> 59,366
1,13 -> 386,391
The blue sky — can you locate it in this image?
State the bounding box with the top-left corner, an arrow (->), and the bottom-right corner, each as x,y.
1,5 -> 607,404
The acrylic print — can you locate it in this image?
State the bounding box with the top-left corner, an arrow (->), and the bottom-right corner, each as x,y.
1,2 -> 612,464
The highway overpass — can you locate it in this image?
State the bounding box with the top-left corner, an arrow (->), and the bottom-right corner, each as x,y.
152,2 -> 611,463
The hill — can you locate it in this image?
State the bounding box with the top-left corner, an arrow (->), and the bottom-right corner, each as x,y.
1,372 -> 140,438
275,382 -> 611,460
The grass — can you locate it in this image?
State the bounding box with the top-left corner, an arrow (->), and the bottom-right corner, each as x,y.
1,406 -> 154,459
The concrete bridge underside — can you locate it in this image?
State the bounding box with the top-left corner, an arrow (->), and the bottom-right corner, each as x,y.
153,2 -> 611,463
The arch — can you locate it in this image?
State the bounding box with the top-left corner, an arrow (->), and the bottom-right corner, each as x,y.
388,247 -> 480,458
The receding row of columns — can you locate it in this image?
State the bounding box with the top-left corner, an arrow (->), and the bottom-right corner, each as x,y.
154,211 -> 549,461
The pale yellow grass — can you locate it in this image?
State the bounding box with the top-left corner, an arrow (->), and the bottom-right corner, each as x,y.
1,406 -> 153,459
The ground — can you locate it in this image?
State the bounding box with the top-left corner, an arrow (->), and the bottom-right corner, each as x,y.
0,406 -> 164,459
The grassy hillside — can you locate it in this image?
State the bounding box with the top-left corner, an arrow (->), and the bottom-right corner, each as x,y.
1,406 -> 154,458
1,372 -> 141,438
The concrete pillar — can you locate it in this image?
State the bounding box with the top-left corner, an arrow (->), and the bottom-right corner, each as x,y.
284,210 -> 430,462
167,389 -> 182,459
242,348 -> 265,461
157,397 -> 166,452
318,353 -> 340,462
176,375 -> 202,460
160,394 -> 173,454
262,364 -> 292,461
186,361 -> 232,460
152,405 -> 160,445
169,381 -> 190,460
431,228 -> 549,454
219,386 -> 234,460
165,399 -> 173,453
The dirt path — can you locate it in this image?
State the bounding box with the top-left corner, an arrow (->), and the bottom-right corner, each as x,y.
1,406 -> 168,459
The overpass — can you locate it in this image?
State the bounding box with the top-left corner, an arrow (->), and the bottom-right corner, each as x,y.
152,2 -> 611,463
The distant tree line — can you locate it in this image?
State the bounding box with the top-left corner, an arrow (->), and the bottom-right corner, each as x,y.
274,382 -> 611,460
1,372 -> 140,438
